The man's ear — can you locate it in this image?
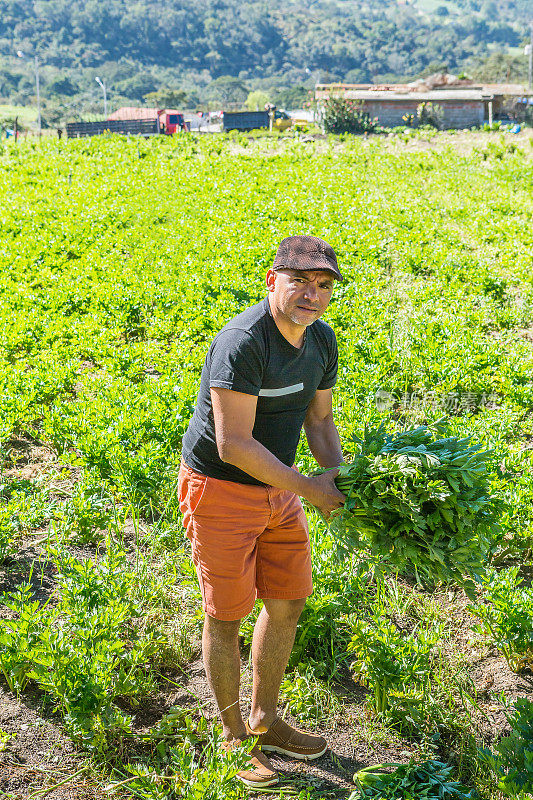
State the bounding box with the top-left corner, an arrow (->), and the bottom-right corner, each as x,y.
265,268 -> 277,292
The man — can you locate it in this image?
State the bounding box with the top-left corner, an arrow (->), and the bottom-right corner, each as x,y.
178,235 -> 346,788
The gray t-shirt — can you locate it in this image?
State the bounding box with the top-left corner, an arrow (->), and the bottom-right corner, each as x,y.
181,297 -> 338,485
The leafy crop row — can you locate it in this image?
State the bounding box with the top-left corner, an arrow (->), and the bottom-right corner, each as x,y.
0,132 -> 532,797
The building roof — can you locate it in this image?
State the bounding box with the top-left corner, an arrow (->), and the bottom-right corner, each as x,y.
315,73 -> 474,94
481,83 -> 532,95
315,78 -> 533,102
315,88 -> 493,102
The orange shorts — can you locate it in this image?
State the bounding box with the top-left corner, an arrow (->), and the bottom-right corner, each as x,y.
178,462 -> 313,621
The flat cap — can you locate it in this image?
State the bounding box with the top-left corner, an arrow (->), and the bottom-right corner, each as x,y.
272,235 -> 343,281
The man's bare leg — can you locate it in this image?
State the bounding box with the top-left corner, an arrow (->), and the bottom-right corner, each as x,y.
248,598 -> 306,732
202,615 -> 246,741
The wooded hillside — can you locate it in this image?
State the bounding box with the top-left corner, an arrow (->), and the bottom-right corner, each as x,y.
0,0 -> 530,118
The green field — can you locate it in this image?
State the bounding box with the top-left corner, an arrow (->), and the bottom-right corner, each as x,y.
0,103 -> 37,126
1,130 -> 533,799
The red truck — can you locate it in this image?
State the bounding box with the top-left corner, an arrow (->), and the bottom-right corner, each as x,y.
66,106 -> 190,139
107,107 -> 189,133
158,109 -> 189,133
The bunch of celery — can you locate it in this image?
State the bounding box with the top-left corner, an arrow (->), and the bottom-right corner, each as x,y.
319,421 -> 501,595
350,760 -> 475,799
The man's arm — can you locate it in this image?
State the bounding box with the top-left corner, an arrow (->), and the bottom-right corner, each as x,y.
303,388 -> 343,469
211,387 -> 345,518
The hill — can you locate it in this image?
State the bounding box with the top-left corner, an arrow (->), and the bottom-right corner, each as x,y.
0,0 -> 530,122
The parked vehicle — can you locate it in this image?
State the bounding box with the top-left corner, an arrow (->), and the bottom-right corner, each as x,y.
158,110 -> 189,133
222,109 -> 292,132
66,119 -> 159,138
289,109 -> 317,131
66,108 -> 190,139
108,107 -> 189,133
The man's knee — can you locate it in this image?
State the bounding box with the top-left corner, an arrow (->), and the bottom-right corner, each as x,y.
204,613 -> 241,642
263,597 -> 306,623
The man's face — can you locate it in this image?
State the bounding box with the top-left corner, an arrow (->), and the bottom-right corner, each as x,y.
266,268 -> 335,327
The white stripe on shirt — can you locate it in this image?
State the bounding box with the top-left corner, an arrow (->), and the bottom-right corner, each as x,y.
259,383 -> 304,397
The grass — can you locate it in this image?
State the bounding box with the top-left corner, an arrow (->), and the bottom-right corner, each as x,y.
0,128 -> 532,798
0,103 -> 38,125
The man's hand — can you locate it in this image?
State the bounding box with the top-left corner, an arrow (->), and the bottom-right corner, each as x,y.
210,387 -> 346,511
301,468 -> 345,519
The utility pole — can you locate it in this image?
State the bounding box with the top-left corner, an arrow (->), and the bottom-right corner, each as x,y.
34,55 -> 41,136
529,22 -> 533,92
95,76 -> 107,118
17,50 -> 41,136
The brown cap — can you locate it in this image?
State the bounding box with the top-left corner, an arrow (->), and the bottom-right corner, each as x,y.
272,235 -> 343,281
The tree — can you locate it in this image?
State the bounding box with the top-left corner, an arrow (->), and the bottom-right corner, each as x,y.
0,69 -> 20,98
245,90 -> 269,111
18,76 -> 34,95
0,111 -> 25,131
416,101 -> 443,128
40,101 -> 64,128
44,76 -> 79,97
273,85 -> 309,109
116,74 -> 158,101
0,0 -> 526,108
205,76 -> 248,107
322,98 -> 379,134
143,88 -> 187,108
344,68 -> 371,84
416,62 -> 449,79
468,52 -> 528,83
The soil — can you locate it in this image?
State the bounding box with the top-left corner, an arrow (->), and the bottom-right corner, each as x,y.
376,128 -> 533,156
1,582 -> 531,800
232,129 -> 533,159
0,690 -> 104,800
